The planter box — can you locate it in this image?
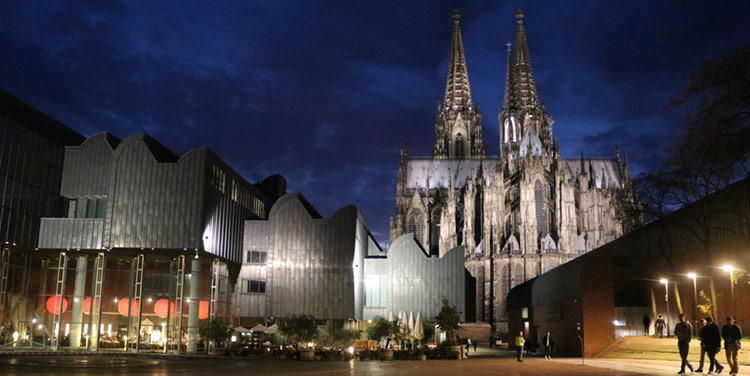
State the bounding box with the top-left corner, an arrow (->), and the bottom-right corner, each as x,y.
379,348 -> 394,361
300,349 -> 315,361
449,345 -> 463,360
211,347 -> 225,356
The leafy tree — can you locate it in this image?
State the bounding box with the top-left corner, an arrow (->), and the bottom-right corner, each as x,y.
434,299 -> 460,345
279,314 -> 318,346
332,327 -> 361,348
366,316 -> 389,342
199,318 -> 232,348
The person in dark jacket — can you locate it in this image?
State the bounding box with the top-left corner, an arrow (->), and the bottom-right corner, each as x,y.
696,318 -> 707,372
721,316 -> 742,376
655,315 -> 666,338
542,331 -> 554,359
643,314 -> 651,336
674,313 -> 694,374
472,337 -> 478,352
701,316 -> 724,374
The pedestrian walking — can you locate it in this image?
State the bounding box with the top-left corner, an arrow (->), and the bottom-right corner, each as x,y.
696,318 -> 708,373
721,316 -> 742,376
655,315 -> 666,338
675,313 -> 694,374
703,316 -> 724,374
542,331 -> 554,359
472,337 -> 478,352
465,339 -> 470,357
515,331 -> 525,362
643,314 -> 651,336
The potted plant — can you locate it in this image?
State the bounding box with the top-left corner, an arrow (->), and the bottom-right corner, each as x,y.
367,317 -> 398,360
434,299 -> 462,359
414,347 -> 427,361
199,318 -> 232,356
279,314 -> 318,360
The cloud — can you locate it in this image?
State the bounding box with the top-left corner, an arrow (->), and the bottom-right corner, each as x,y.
0,0 -> 747,243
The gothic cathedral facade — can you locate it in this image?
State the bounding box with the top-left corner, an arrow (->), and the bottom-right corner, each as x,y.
390,10 -> 636,330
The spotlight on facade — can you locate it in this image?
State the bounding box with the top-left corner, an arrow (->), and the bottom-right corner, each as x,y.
32,318 -> 36,324
147,297 -> 153,303
688,272 -> 696,280
37,324 -> 43,330
723,265 -> 733,273
660,278 -> 668,285
114,297 -> 118,303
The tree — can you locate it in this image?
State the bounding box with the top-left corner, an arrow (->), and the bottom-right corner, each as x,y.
199,318 -> 232,349
629,44 -> 750,321
279,314 -> 318,346
635,44 -> 750,263
367,316 -> 396,348
434,299 -> 460,345
332,327 -> 361,348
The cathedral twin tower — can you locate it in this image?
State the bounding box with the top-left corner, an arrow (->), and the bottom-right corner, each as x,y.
391,9 -> 636,327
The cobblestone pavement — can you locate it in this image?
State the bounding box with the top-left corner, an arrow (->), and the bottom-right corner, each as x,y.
0,355 -> 645,375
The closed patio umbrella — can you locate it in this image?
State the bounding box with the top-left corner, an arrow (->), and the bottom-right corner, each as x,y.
414,311 -> 424,345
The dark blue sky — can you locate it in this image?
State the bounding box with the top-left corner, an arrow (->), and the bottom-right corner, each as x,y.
1,0 -> 748,245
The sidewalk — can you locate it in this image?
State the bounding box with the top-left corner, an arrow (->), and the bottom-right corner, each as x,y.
552,357 -> 736,375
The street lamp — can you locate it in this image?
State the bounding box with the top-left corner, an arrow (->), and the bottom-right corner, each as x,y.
688,273 -> 698,323
661,278 -> 671,337
723,265 -> 735,314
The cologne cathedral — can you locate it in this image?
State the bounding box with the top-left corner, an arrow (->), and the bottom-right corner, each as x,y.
390,9 -> 636,329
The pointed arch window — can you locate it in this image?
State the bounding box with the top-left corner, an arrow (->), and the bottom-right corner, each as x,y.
430,208 -> 442,256
454,133 -> 465,158
503,119 -> 510,143
408,210 -> 425,247
534,179 -> 549,236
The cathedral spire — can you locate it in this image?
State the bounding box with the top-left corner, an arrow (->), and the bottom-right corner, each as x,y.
502,40 -> 512,109
511,8 -> 539,110
433,10 -> 485,159
444,9 -> 472,107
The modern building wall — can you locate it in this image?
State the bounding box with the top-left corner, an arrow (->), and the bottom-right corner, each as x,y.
507,248 -> 615,357
236,193 -> 374,321
0,90 -> 84,248
363,233 -> 468,321
38,132 -> 274,264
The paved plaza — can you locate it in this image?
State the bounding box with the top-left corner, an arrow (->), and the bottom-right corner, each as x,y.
0,354 -> 713,376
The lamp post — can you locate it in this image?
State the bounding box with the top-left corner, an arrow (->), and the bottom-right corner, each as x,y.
688,273 -> 698,323
661,278 -> 670,337
723,265 -> 735,314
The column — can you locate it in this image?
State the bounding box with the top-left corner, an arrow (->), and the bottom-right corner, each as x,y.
186,258 -> 202,353
70,255 -> 87,348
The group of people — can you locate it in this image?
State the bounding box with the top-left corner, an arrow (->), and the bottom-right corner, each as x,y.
513,314 -> 742,375
514,331 -> 554,362
463,337 -> 478,357
673,314 -> 742,375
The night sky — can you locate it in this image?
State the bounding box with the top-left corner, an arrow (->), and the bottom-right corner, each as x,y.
1,1 -> 748,245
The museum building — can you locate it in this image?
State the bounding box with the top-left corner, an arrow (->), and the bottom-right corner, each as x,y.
0,89 -> 469,352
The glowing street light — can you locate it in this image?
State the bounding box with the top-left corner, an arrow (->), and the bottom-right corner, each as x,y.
660,278 -> 671,337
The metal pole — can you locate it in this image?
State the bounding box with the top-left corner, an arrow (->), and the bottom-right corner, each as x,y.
665,282 -> 671,338
693,277 -> 698,323
730,270 -> 735,315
